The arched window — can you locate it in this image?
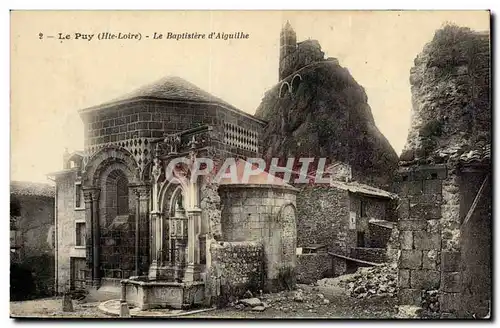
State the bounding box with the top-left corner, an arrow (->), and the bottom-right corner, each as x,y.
116,175 -> 129,216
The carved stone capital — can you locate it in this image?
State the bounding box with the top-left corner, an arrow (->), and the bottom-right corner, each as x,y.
83,192 -> 93,204
132,184 -> 150,201
83,188 -> 100,203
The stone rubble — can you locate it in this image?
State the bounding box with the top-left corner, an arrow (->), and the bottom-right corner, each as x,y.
232,288 -> 335,313
395,305 -> 423,319
342,265 -> 398,299
421,290 -> 440,313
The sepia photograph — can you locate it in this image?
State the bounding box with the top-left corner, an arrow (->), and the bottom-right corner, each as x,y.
9,9 -> 491,320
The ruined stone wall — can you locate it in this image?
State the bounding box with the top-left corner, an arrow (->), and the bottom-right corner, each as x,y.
208,241 -> 264,303
295,185 -> 351,254
296,254 -> 333,284
55,171 -> 86,293
395,165 -> 491,318
395,165 -> 445,311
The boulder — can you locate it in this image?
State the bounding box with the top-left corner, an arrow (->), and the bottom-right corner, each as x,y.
251,306 -> 266,312
239,298 -> 263,307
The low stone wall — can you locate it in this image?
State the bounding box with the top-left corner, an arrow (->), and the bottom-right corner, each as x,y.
296,254 -> 333,284
208,241 -> 264,304
350,247 -> 387,264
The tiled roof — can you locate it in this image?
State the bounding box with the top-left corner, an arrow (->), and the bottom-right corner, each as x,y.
10,181 -> 55,198
330,180 -> 397,199
459,144 -> 491,165
81,76 -> 246,114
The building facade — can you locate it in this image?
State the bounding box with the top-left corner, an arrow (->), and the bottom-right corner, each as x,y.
10,181 -> 55,300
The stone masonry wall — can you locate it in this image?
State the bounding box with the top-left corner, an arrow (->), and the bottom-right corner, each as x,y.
208,241 -> 264,304
83,100 -> 265,162
295,185 -> 350,254
82,100 -> 218,148
296,254 -> 333,284
395,165 -> 445,312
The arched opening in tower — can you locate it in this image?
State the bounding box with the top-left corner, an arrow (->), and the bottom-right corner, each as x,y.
279,82 -> 290,98
291,75 -> 302,94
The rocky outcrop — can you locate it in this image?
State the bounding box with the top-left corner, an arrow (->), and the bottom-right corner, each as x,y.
401,25 -> 490,165
255,60 -> 398,189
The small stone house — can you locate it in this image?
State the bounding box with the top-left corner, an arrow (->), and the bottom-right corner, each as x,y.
10,181 -> 55,300
295,163 -> 397,282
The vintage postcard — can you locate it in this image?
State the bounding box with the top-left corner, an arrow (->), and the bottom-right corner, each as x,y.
9,10 -> 491,319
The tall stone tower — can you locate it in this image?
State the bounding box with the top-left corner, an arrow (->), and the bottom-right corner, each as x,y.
279,21 -> 297,80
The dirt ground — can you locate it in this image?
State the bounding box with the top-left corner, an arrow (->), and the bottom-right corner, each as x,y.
10,286 -> 398,319
10,298 -> 111,319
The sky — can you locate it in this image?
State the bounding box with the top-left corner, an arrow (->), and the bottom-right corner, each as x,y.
10,10 -> 490,183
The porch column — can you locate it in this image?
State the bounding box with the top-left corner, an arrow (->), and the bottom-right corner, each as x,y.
133,185 -> 150,277
183,175 -> 201,282
184,208 -> 201,282
91,189 -> 101,286
83,188 -> 101,286
83,191 -> 94,285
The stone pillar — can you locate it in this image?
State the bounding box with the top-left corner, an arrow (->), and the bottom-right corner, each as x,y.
148,211 -> 163,280
83,191 -> 94,285
84,188 -> 101,286
91,189 -> 101,286
133,185 -> 150,276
